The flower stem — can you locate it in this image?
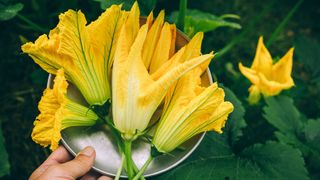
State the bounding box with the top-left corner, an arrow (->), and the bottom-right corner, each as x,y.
266,0 -> 304,46
124,140 -> 134,179
115,153 -> 125,180
132,156 -> 154,180
177,0 -> 187,31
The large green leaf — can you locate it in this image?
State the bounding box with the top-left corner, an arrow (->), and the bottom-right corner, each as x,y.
263,96 -> 303,135
263,95 -> 320,178
0,3 -> 23,21
158,138 -> 308,180
0,123 -> 10,177
170,9 -> 241,37
93,0 -> 156,15
155,89 -> 308,180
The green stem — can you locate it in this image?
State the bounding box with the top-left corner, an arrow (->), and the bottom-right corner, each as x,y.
124,140 -> 134,179
266,0 -> 304,46
115,153 -> 125,180
132,156 -> 154,180
215,0 -> 276,59
177,0 -> 187,31
16,14 -> 48,33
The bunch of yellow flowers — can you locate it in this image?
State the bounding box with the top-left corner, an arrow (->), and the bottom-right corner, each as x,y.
22,2 -> 235,179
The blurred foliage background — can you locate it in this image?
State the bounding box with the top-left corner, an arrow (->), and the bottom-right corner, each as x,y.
0,0 -> 319,179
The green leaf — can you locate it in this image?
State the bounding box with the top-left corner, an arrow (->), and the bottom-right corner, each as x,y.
169,9 -> 241,37
222,85 -> 247,146
263,96 -> 303,135
0,3 -> 24,21
304,119 -> 320,152
263,96 -> 320,175
0,123 -> 10,177
158,141 -> 308,180
295,36 -> 320,81
241,141 -> 308,179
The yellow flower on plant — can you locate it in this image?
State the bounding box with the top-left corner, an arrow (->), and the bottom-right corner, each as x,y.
238,36 -> 295,104
152,35 -> 233,152
32,69 -> 99,150
21,5 -> 127,105
112,3 -> 214,140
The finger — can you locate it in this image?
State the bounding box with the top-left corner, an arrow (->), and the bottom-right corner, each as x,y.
59,146 -> 96,178
45,146 -> 73,164
98,176 -> 113,180
29,146 -> 72,179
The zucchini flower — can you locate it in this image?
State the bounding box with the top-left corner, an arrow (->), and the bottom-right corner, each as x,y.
239,37 -> 295,104
32,69 -> 99,150
152,49 -> 234,153
112,3 -> 214,140
21,5 -> 127,105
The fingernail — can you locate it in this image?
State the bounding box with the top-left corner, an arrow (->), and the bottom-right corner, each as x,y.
79,146 -> 95,157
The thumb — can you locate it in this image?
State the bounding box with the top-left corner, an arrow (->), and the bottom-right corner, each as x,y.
60,146 -> 96,178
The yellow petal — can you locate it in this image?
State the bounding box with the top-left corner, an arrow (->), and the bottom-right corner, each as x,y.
142,10 -> 165,68
124,2 -> 140,48
258,72 -> 294,96
180,32 -> 203,63
238,62 -> 260,85
169,24 -> 177,58
150,31 -> 205,92
32,88 -> 62,150
87,5 -> 127,77
150,46 -> 185,81
203,102 -> 234,133
271,48 -> 295,86
146,11 -> 154,28
251,36 -> 273,77
149,22 -> 173,74
21,34 -> 73,76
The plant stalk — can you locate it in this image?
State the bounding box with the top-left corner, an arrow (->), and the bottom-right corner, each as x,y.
266,0 -> 304,46
124,140 -> 135,179
132,156 -> 154,180
115,153 -> 125,180
177,0 -> 187,31
215,0 -> 276,59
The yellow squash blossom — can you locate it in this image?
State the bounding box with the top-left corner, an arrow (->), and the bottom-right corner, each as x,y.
239,37 -> 294,104
22,5 -> 127,105
152,37 -> 233,153
32,69 -> 98,150
112,3 -> 214,140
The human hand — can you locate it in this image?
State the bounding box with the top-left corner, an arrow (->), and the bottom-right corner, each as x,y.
29,146 -> 112,180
